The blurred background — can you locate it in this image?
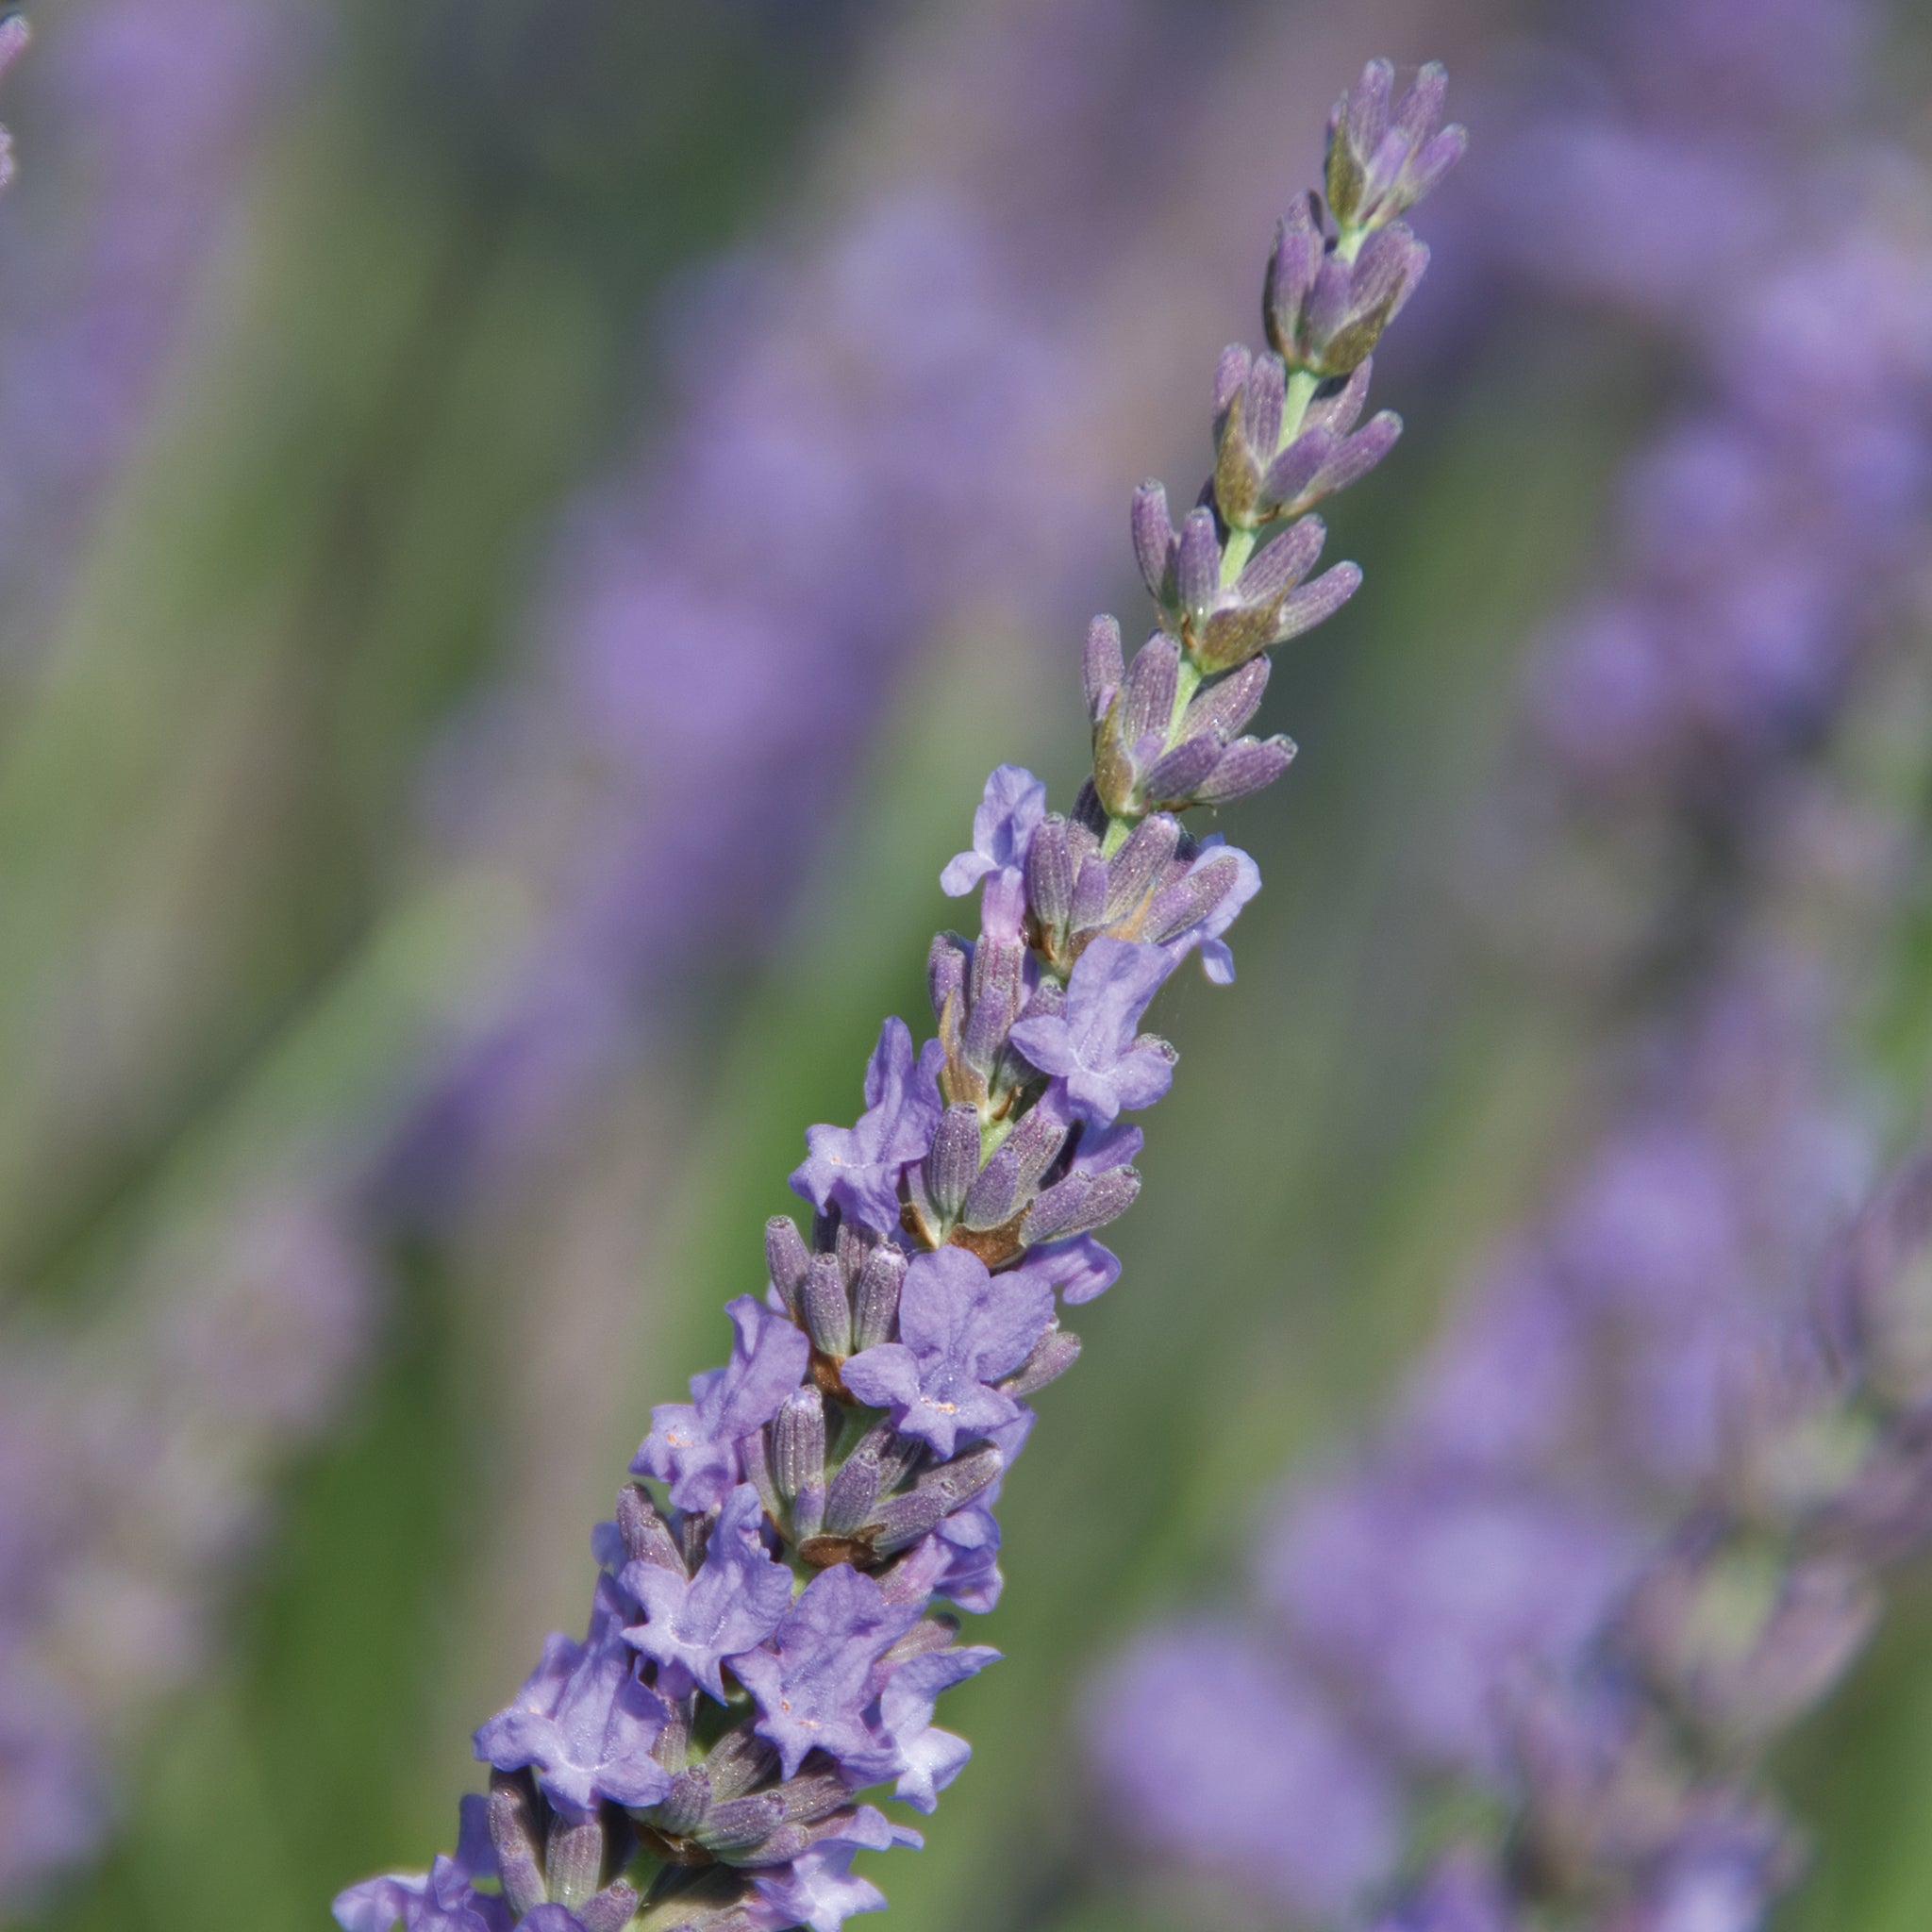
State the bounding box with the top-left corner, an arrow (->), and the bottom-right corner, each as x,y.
3,1 -> 1932,1929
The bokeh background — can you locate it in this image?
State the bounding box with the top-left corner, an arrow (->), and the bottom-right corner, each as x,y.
4,1 -> 1932,1929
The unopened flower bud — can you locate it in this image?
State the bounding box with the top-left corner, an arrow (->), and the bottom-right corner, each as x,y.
851,1241 -> 907,1352
802,1251 -> 853,1357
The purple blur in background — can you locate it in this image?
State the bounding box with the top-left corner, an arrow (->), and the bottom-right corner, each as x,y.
1085,0 -> 1932,1916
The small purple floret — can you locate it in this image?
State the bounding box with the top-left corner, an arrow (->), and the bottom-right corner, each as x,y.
791,1018 -> 945,1237
842,1248 -> 1053,1457
872,1644 -> 1001,1810
472,1578 -> 672,1816
334,1798 -> 510,1932
1160,838 -> 1262,984
941,764 -> 1048,896
1009,938 -> 1176,1124
734,1565 -> 921,1778
633,1296 -> 810,1511
749,1808 -> 923,1932
621,1484 -> 793,1700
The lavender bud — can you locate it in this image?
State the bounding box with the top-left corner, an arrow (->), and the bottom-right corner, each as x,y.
928,933 -> 970,1022
1238,514 -> 1325,603
1084,613 -> 1126,722
1006,1104 -> 1071,1190
1175,508 -> 1222,621
1002,1324 -> 1082,1397
963,943 -> 1024,1074
1215,409 -> 1264,528
961,1141 -> 1022,1231
1021,1171 -> 1092,1243
802,1251 -> 853,1357
776,1769 -> 854,1826
1142,733 -> 1226,806
1260,425 -> 1337,510
925,1103 -> 984,1222
866,1445 -> 1007,1555
1179,658 -> 1271,741
488,1776 -> 548,1920
697,1792 -> 787,1855
1103,814 -> 1182,924
824,1423 -> 895,1535
1197,733 -> 1298,805
656,1766 -> 713,1838
1272,560 -> 1362,642
1120,634 -> 1182,749
882,1617 -> 964,1669
875,1427 -> 928,1495
1145,853 -> 1240,941
1305,358 -> 1373,437
1241,351 -> 1287,459
1212,342 -> 1253,417
578,1885 -> 639,1932
1131,484 -> 1175,605
764,1214 -> 811,1322
850,1241 -> 907,1352
1391,60 -> 1447,149
1024,1165 -> 1143,1242
1305,255 -> 1354,356
617,1484 -> 685,1575
1265,198 -> 1324,356
1024,814 -> 1074,930
705,1729 -> 781,1801
1200,604 -> 1278,673
739,1425 -> 782,1520
1327,58 -> 1392,225
1309,409 -> 1403,500
652,1695 -> 691,1775
1070,852 -> 1110,932
679,1510 -> 712,1574
546,1813 -> 605,1909
772,1388 -> 827,1505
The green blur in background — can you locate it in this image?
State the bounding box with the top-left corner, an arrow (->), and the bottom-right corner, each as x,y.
6,2 -> 1932,1930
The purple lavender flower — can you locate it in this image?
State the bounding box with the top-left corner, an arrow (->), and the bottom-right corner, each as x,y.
790,1020 -> 945,1240
337,58 -> 1458,1929
633,1296 -> 812,1513
869,1642 -> 1000,1812
748,1809 -> 921,1932
940,764 -> 1047,898
474,1580 -> 674,1816
621,1486 -> 792,1702
336,1800 -> 508,1932
841,1248 -> 1053,1458
733,1565 -> 921,1779
1008,939 -> 1176,1125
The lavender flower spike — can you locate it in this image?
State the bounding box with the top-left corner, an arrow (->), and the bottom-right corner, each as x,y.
336,58 -> 1459,1931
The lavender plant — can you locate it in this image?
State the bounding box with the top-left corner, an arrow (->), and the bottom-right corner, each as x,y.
1380,1148 -> 1932,1932
334,59 -> 1464,1932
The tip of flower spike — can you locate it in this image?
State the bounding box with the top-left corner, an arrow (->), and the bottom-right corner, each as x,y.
0,14 -> 27,75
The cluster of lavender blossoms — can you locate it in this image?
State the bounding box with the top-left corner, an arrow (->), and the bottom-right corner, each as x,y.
335,60 -> 1463,1932
1088,1 -> 1932,1923
1385,1149 -> 1932,1931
